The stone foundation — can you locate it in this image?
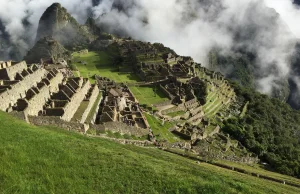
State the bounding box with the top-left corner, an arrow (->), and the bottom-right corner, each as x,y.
28,116 -> 88,133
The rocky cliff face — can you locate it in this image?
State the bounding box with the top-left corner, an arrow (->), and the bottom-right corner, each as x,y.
36,3 -> 93,50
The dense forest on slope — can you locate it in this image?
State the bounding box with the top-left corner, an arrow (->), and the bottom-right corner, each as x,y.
223,82 -> 300,177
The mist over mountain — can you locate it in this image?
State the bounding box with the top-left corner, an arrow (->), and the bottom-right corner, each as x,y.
94,0 -> 300,105
36,3 -> 93,50
1,0 -> 300,108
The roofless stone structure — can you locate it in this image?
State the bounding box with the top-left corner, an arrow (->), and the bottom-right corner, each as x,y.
0,61 -> 150,137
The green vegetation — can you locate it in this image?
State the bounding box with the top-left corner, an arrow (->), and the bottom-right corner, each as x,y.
208,50 -> 255,89
144,113 -> 179,143
203,84 -> 228,118
0,111 -> 299,193
167,111 -> 186,117
72,51 -> 139,83
73,51 -> 169,107
130,86 -> 169,106
223,82 -> 300,178
240,101 -> 249,118
85,94 -> 102,124
215,160 -> 300,186
72,47 -> 300,180
71,101 -> 89,122
208,50 -> 290,101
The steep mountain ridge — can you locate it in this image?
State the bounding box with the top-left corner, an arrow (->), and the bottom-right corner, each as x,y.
36,3 -> 93,50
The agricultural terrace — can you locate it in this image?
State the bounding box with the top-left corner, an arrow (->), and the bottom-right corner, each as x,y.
72,51 -> 170,107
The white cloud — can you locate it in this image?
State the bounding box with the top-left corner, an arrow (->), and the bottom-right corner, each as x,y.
1,0 -> 300,97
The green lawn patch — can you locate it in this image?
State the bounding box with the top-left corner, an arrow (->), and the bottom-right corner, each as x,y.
144,113 -> 179,143
72,51 -> 140,83
129,86 -> 169,106
0,111 -> 299,193
167,111 -> 185,117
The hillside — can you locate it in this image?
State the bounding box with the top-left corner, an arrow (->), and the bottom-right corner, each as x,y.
1,2 -> 300,192
72,43 -> 300,178
0,111 -> 299,194
24,37 -> 71,63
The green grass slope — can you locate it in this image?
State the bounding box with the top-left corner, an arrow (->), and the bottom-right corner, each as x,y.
0,112 -> 299,194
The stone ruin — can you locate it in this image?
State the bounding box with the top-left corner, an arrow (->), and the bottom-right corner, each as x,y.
0,61 -> 148,138
158,76 -> 206,106
137,53 -> 198,82
94,80 -> 149,136
0,60 -> 96,130
95,76 -> 117,90
119,40 -> 158,57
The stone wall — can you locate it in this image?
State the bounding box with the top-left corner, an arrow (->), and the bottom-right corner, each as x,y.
187,112 -> 204,123
154,100 -> 172,108
90,124 -> 105,134
80,86 -> 99,123
162,104 -> 186,115
24,70 -> 63,116
190,106 -> 202,116
48,71 -> 64,93
89,134 -> 154,147
0,61 -> 12,69
9,111 -> 28,122
184,98 -> 199,109
28,116 -> 88,133
61,80 -> 91,121
0,68 -> 47,111
90,94 -> 103,125
103,122 -> 149,137
0,61 -> 27,80
159,84 -> 174,99
25,85 -> 51,116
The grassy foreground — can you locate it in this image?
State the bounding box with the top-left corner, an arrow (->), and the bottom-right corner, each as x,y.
0,111 -> 299,193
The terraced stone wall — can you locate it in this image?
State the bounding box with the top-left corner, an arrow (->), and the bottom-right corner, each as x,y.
80,86 -> 99,123
28,116 -> 88,133
61,80 -> 91,121
0,68 -> 47,111
0,61 -> 27,80
103,122 -> 149,137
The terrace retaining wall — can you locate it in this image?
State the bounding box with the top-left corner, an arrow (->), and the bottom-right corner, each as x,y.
104,122 -> 149,137
61,80 -> 91,121
0,68 -> 46,111
80,86 -> 99,123
0,61 -> 27,80
28,116 -> 88,133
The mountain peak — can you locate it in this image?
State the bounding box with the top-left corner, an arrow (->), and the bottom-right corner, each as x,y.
36,3 -> 93,50
36,3 -> 73,41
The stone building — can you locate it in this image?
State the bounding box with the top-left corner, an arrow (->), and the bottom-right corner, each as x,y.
96,83 -> 149,131
42,77 -> 91,121
0,60 -> 102,133
0,62 -> 47,112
